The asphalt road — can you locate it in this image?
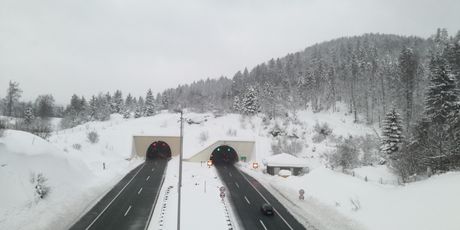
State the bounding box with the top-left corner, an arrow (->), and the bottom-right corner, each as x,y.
216,164 -> 307,230
70,159 -> 168,230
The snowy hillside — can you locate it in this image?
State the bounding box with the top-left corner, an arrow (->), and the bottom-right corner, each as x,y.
1,106 -> 459,230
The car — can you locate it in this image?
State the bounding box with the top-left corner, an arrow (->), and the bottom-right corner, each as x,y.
260,203 -> 274,216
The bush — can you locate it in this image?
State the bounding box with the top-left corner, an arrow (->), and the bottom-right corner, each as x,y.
12,119 -> 51,139
0,119 -> 6,137
30,173 -> 50,200
312,133 -> 326,143
199,131 -> 208,143
330,137 -> 359,170
72,143 -> 82,150
314,122 -> 333,137
87,131 -> 99,144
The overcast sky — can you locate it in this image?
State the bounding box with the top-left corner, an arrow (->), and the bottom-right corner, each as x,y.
1,0 -> 459,104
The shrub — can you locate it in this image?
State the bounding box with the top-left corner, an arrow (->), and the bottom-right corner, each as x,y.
30,173 -> 50,200
314,122 -> 333,137
72,143 -> 82,150
312,133 -> 326,143
87,131 -> 99,144
199,131 -> 208,143
330,137 -> 359,170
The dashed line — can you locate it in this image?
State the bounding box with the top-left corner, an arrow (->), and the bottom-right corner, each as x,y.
151,168 -> 155,172
138,187 -> 143,195
235,182 -> 239,188
244,196 -> 251,205
229,172 -> 232,177
124,205 -> 132,217
146,176 -> 150,181
259,220 -> 268,230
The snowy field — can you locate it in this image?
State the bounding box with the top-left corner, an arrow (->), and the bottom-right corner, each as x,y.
1,106 -> 460,230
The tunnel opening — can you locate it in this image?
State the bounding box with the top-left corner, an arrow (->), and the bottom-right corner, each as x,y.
146,141 -> 172,160
210,145 -> 238,165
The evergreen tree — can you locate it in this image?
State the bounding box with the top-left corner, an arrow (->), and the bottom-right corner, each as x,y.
125,93 -> 134,111
123,109 -> 131,119
242,86 -> 260,115
134,106 -> 143,118
398,47 -> 419,131
144,89 -> 155,116
425,55 -> 459,125
34,95 -> 55,118
24,106 -> 35,124
113,90 -> 124,113
381,108 -> 404,156
232,96 -> 242,113
4,81 -> 22,117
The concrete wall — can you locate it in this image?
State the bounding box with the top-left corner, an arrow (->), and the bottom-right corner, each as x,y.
186,140 -> 255,162
132,136 -> 181,159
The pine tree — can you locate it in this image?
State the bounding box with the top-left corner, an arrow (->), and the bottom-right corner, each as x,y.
24,106 -> 35,124
398,47 -> 419,131
232,96 -> 242,113
381,108 -> 404,156
242,87 -> 260,115
134,106 -> 143,118
144,89 -> 155,116
122,109 -> 131,119
425,55 -> 459,125
112,90 -> 124,113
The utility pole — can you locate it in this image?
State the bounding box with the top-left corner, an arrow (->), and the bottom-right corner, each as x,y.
177,110 -> 184,230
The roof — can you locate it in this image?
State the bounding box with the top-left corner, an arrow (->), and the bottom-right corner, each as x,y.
264,153 -> 309,168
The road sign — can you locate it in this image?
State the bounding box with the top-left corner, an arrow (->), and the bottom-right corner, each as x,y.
220,186 -> 226,192
220,192 -> 225,199
299,189 -> 305,195
299,194 -> 304,200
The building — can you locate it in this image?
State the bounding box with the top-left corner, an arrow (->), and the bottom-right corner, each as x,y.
265,153 -> 309,176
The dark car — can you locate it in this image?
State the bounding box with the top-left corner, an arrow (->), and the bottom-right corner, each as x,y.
260,203 -> 274,216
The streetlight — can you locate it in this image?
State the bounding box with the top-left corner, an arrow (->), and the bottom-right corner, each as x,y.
174,108 -> 184,230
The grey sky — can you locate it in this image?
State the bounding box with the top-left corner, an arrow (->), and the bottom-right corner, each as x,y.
1,0 -> 459,104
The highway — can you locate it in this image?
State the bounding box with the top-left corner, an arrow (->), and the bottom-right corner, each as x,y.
216,165 -> 307,230
70,159 -> 167,230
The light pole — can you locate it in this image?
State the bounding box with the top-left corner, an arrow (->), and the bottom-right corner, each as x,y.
175,109 -> 184,230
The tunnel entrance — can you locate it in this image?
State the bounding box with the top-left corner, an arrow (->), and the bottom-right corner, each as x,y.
146,141 -> 172,160
210,145 -> 238,165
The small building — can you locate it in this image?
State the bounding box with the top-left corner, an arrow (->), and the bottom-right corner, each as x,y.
265,153 -> 309,176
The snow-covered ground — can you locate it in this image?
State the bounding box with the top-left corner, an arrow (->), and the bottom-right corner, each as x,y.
1,106 -> 460,230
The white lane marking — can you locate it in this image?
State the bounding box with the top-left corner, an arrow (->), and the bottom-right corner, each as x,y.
138,187 -> 143,195
244,196 -> 251,205
259,220 -> 268,230
144,164 -> 168,230
124,205 -> 132,217
229,172 -> 232,177
237,169 -> 294,230
235,182 -> 239,188
146,176 -> 150,181
151,168 -> 155,172
85,163 -> 145,230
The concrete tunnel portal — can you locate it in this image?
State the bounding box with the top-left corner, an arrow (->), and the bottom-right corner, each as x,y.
210,145 -> 239,165
146,141 -> 172,160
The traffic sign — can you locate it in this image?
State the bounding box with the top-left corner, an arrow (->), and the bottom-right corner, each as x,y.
220,186 -> 226,192
299,194 -> 304,200
220,192 -> 225,199
299,189 -> 305,195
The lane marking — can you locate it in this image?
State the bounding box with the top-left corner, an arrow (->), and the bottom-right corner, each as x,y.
138,187 -> 143,195
124,205 -> 132,217
144,164 -> 168,230
85,163 -> 145,230
237,169 -> 294,230
146,176 -> 150,181
259,220 -> 268,230
235,182 -> 239,188
229,172 -> 232,177
151,168 -> 155,172
244,196 -> 251,205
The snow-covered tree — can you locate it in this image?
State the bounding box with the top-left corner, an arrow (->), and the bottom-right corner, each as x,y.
242,86 -> 260,115
381,108 -> 404,156
112,90 -> 124,113
232,96 -> 242,113
425,55 -> 459,125
123,109 -> 131,119
4,81 -> 22,117
24,106 -> 35,124
134,106 -> 143,118
398,47 -> 419,131
144,89 -> 156,116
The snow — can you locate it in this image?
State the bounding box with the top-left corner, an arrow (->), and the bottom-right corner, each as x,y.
265,153 -> 309,167
2,105 -> 460,230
